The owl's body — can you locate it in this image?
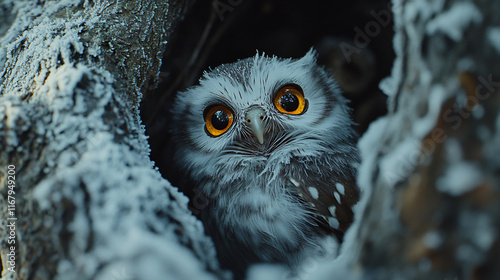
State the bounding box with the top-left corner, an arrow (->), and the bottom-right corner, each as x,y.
170,50 -> 360,278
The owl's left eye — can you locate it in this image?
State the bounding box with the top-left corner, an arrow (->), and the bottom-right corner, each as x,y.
273,84 -> 307,115
204,105 -> 234,137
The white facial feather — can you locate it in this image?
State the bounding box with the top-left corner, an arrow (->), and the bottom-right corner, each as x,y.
172,49 -> 354,185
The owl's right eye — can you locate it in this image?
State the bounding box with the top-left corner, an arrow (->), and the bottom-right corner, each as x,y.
204,105 -> 234,137
273,84 -> 307,115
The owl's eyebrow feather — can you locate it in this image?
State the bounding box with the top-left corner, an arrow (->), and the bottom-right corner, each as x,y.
207,57 -> 255,90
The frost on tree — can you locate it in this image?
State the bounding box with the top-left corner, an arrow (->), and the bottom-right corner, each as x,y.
0,1 -> 227,280
1,1 -> 500,280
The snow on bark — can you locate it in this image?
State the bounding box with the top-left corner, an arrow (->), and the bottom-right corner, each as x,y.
328,0 -> 500,279
426,2 -> 483,42
1,1 -> 227,280
486,27 -> 500,54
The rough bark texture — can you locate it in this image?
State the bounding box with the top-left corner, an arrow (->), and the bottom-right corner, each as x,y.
0,1 -> 227,280
357,0 -> 500,279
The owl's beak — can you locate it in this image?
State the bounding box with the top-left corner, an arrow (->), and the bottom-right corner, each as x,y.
245,107 -> 266,144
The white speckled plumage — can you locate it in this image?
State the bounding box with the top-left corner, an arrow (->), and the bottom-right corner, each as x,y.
170,49 -> 360,279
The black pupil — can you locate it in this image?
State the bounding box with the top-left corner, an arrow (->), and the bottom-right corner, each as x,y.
280,93 -> 299,112
211,110 -> 229,130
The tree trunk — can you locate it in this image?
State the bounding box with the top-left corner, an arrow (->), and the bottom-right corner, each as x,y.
1,1 -> 227,280
290,0 -> 500,279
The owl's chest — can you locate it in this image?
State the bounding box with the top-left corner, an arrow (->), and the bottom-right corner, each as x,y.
206,174 -> 320,259
226,178 -> 306,230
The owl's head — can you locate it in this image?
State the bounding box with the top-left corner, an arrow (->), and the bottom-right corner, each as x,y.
171,49 -> 357,185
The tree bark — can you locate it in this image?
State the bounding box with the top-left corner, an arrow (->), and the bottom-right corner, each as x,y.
1,1 -> 227,280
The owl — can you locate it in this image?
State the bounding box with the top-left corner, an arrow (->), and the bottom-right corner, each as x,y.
169,49 -> 360,279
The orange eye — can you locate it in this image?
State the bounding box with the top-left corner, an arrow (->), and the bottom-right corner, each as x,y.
273,84 -> 307,115
204,105 -> 234,137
